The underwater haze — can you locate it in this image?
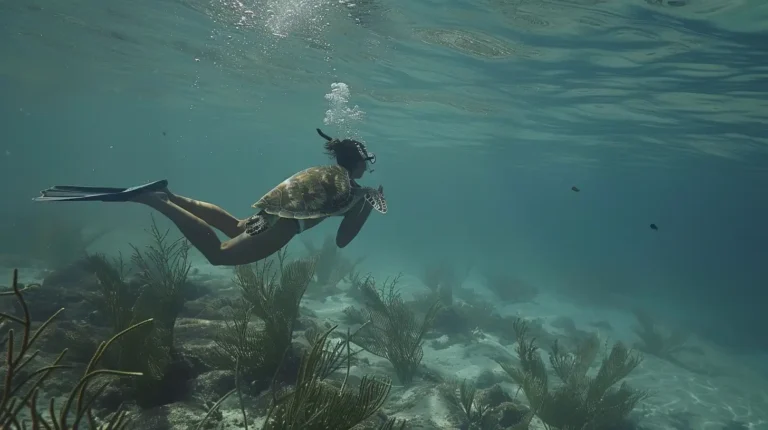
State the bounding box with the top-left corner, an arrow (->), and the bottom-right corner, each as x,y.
1,0 -> 768,429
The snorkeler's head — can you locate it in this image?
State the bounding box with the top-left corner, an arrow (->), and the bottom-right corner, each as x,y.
316,128 -> 376,179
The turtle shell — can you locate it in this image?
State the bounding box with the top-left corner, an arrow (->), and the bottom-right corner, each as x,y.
252,165 -> 355,219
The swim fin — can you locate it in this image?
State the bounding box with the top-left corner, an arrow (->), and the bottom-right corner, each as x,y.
33,179 -> 168,202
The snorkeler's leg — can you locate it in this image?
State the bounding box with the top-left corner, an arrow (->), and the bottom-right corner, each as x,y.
166,193 -> 244,238
135,194 -> 298,266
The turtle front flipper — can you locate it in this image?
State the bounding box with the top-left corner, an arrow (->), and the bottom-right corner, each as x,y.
363,188 -> 388,214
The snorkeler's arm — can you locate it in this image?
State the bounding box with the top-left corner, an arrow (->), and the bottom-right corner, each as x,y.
336,198 -> 374,248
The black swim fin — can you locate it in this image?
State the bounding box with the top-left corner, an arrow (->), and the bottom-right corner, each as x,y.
33,179 -> 168,202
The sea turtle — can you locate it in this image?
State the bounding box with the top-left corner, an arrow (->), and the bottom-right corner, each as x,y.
243,164 -> 387,236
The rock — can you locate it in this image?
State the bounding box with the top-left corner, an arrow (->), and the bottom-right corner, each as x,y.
37,320 -> 106,363
94,383 -> 131,414
133,350 -> 201,408
128,402 -> 205,430
490,402 -> 529,428
188,370 -> 236,400
475,370 -> 501,390
21,268 -> 96,322
433,306 -> 472,336
41,260 -> 100,292
479,384 -> 512,408
180,296 -> 227,320
182,279 -> 211,302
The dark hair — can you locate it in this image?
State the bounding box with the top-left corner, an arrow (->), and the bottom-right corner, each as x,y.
316,128 -> 376,171
324,139 -> 363,170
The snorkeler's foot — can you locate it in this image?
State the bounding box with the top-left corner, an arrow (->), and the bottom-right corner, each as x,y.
131,190 -> 170,205
33,180 -> 169,203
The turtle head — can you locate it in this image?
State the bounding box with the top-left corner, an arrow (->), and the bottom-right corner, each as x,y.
316,128 -> 376,179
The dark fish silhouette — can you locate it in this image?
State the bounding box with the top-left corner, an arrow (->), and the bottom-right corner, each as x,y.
650,223 -> 658,231
162,131 -> 167,136
571,186 -> 580,192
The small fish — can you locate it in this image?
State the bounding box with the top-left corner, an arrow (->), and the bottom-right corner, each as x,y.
162,131 -> 167,136
650,223 -> 658,231
571,186 -> 580,192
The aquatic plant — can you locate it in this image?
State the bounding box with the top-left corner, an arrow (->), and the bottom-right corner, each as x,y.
262,325 -> 394,430
343,269 -> 369,303
210,297 -> 268,383
439,377 -> 540,430
420,261 -> 453,306
351,274 -> 441,385
495,318 -> 647,430
129,217 -> 191,338
632,309 -> 695,360
302,235 -> 364,293
198,325 -> 403,430
420,260 -> 473,306
235,255 -> 315,358
440,378 -> 493,429
0,268 -> 148,428
85,253 -> 137,340
303,322 -> 364,381
83,217 -> 192,407
210,248 -> 317,388
341,305 -> 367,325
86,252 -> 168,383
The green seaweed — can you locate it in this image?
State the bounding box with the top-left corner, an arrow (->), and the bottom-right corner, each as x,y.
83,253 -> 136,342
0,268 -> 147,429
83,217 -> 191,407
302,235 -> 364,291
420,260 -> 472,307
632,309 -> 697,360
235,253 -> 315,366
199,325 -> 403,430
303,323 -> 361,381
129,217 -> 191,337
195,355 -> 248,430
210,248 -> 317,386
440,378 -> 493,429
495,318 -> 647,430
209,297 -> 270,382
262,325 -> 394,430
352,274 -> 441,385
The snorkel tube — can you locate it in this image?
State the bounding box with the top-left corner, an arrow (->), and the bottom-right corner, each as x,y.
316,128 -> 334,141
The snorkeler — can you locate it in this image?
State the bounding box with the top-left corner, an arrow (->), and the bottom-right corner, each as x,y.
34,129 -> 387,266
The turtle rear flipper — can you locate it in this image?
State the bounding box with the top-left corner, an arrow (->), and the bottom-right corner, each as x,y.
364,190 -> 387,214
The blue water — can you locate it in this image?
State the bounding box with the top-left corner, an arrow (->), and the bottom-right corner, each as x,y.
1,0 -> 768,428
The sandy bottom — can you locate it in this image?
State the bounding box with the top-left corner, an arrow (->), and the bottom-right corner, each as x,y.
3,259 -> 768,430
